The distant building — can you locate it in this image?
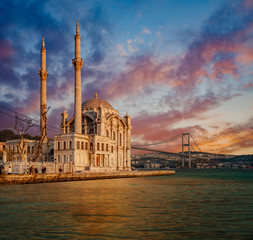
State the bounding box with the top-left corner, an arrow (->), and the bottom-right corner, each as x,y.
5,139 -> 54,162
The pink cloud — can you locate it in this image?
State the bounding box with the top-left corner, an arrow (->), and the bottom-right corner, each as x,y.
86,32 -> 252,102
86,2 -> 253,102
242,82 -> 253,89
15,91 -> 40,115
130,91 -> 243,154
210,57 -> 239,81
244,0 -> 253,8
0,40 -> 13,60
132,115 -> 253,155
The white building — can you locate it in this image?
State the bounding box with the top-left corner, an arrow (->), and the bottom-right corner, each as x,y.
5,139 -> 54,162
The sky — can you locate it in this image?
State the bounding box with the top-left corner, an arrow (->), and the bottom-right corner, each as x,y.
0,0 -> 253,155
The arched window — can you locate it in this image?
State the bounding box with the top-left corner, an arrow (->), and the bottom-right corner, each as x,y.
113,131 -> 115,140
106,130 -> 109,137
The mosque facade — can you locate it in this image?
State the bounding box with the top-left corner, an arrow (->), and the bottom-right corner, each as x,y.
53,23 -> 132,172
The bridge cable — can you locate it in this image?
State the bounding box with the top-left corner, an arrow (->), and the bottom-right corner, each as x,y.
132,134 -> 182,147
190,133 -> 201,152
0,110 -> 59,134
0,105 -> 61,131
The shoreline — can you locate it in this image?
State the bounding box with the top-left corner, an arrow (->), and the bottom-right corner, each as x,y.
0,170 -> 175,185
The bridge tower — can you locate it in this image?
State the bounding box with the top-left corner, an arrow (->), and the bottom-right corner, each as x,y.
182,133 -> 191,168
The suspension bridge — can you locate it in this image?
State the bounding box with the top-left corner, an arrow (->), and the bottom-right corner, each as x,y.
131,133 -> 226,168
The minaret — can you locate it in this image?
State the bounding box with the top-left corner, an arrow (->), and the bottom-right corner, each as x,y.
72,21 -> 83,134
38,35 -> 48,141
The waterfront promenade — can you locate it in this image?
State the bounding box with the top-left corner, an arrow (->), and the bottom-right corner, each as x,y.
0,170 -> 175,185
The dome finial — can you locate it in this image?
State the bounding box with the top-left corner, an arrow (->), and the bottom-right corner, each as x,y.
94,92 -> 98,98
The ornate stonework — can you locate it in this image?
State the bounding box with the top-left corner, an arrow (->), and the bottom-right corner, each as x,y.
38,70 -> 48,80
72,58 -> 83,71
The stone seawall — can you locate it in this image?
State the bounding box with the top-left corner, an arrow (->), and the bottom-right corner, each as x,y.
0,170 -> 175,185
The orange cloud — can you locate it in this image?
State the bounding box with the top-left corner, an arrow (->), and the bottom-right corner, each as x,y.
132,119 -> 253,155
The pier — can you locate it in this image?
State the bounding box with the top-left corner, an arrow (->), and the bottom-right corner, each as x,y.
0,170 -> 175,185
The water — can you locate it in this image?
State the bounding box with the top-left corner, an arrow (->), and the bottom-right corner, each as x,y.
0,169 -> 253,239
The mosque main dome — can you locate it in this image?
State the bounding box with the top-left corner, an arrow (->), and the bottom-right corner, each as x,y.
82,92 -> 114,110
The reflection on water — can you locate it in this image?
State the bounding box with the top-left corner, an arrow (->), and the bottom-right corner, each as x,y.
0,169 -> 253,239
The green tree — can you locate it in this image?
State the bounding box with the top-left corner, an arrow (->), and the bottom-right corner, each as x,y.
0,129 -> 18,141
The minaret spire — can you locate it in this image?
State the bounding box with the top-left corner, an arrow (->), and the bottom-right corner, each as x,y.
39,35 -> 48,141
76,21 -> 79,35
42,35 -> 45,48
72,21 -> 83,134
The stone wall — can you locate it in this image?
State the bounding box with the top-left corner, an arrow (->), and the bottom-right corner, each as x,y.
0,170 -> 175,185
0,161 -> 73,174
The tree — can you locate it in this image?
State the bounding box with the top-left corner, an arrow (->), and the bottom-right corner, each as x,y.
11,114 -> 34,161
0,129 -> 18,141
9,105 -> 50,162
33,106 -> 50,162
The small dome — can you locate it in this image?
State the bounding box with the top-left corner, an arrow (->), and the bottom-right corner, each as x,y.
82,92 -> 114,110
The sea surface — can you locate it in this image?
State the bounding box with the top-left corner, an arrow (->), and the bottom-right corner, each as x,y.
0,169 -> 253,240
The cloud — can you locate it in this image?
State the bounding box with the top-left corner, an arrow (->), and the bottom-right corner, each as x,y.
0,0 -> 252,156
242,82 -> 253,89
132,113 -> 253,155
198,118 -> 253,154
79,1 -> 253,104
126,39 -> 140,53
47,106 -> 65,137
117,44 -> 128,56
81,4 -> 112,65
131,91 -> 240,143
3,0 -> 251,110
142,27 -> 151,34
0,0 -> 73,99
0,39 -> 14,60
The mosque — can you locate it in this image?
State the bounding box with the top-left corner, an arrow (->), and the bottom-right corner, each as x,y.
0,22 -> 131,173
52,23 -> 132,172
